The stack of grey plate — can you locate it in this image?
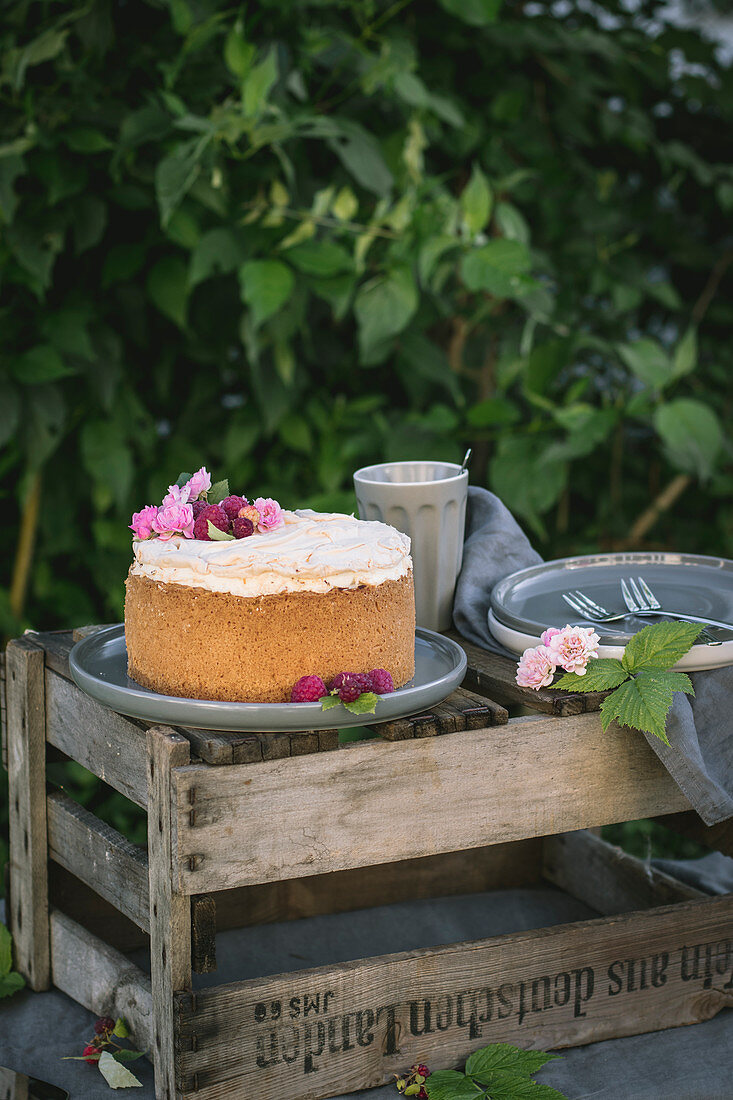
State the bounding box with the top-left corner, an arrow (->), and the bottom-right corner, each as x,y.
488,551 -> 733,672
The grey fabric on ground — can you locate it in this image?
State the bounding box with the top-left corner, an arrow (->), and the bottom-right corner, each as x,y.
2,896 -> 732,1100
452,485 -> 733,825
653,851 -> 733,895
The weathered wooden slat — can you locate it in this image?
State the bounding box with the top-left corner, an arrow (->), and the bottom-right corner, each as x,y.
192,895 -> 217,974
45,669 -> 148,808
173,712 -> 690,894
50,909 -> 152,1049
177,728 -> 264,765
543,830 -> 706,915
178,727 -> 341,765
655,811 -> 733,859
49,863 -> 149,953
36,629 -> 74,679
6,637 -> 50,990
449,631 -> 608,716
1,648 -> 7,771
374,686 -> 508,741
0,1064 -> 30,1099
212,840 -> 543,930
174,894 -> 733,1100
46,789 -> 150,933
148,727 -> 192,1100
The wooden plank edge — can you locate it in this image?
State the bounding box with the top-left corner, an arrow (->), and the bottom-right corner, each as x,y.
542,830 -> 707,916
50,909 -> 153,1050
46,789 -> 150,934
173,893 -> 733,1098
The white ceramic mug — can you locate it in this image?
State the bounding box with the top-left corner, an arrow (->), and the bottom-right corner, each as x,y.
353,461 -> 468,632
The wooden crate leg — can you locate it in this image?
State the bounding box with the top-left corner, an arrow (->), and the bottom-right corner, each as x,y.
6,637 -> 49,991
147,727 -> 191,1100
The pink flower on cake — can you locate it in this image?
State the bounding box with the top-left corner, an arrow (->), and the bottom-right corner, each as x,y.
184,467 -> 211,501
253,497 -> 284,532
161,483 -> 190,508
546,624 -> 600,675
129,505 -> 159,540
516,645 -> 556,690
152,500 -> 195,540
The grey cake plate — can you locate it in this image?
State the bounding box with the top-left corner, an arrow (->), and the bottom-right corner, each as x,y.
69,625 -> 467,732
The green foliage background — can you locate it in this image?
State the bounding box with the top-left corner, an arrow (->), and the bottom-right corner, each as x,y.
2,0 -> 731,880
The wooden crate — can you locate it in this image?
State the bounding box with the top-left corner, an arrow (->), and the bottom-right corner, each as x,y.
2,628 -> 732,1100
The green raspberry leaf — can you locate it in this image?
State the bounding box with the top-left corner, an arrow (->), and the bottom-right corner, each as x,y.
112,1016 -> 129,1038
466,1043 -> 561,1083
424,1070 -> 484,1099
112,1049 -> 145,1063
98,1050 -> 143,1088
553,659 -> 628,693
0,923 -> 12,975
0,970 -> 25,999
344,691 -> 378,715
208,478 -> 229,505
321,695 -> 341,711
175,471 -> 192,488
207,519 -> 235,541
621,621 -> 702,674
600,670 -> 694,743
475,1076 -> 568,1099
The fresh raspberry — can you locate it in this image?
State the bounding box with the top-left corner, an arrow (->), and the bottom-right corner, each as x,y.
191,499 -> 207,519
94,1016 -> 115,1035
220,494 -> 247,520
291,675 -> 328,702
232,516 -> 255,539
193,504 -> 229,540
418,1090 -> 428,1099
368,668 -> 394,695
328,672 -> 369,703
238,503 -> 261,526
83,1044 -> 100,1065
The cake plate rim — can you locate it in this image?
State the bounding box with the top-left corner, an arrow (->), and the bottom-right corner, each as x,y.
68,624 -> 468,732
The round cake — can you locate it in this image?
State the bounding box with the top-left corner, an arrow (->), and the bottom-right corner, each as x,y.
124,508 -> 415,702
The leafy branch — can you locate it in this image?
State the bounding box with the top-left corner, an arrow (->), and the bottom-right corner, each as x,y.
425,1042 -> 567,1099
555,621 -> 701,744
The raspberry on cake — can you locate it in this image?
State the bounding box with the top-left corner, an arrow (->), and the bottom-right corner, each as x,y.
124,496 -> 415,703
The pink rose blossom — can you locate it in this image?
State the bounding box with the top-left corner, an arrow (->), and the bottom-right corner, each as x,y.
540,626 -> 562,647
253,496 -> 284,532
546,624 -> 600,675
152,501 -> 195,540
161,483 -> 190,508
184,466 -> 211,501
516,645 -> 557,691
129,505 -> 159,540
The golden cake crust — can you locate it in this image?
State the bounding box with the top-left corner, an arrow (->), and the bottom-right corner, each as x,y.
124,571 -> 415,702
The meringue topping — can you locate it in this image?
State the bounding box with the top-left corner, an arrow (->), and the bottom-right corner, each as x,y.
129,509 -> 412,598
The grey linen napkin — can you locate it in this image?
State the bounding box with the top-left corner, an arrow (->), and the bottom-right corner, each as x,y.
452,486 -> 733,826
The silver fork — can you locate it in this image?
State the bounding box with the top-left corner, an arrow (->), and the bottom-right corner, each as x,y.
562,588 -> 733,635
621,576 -> 722,646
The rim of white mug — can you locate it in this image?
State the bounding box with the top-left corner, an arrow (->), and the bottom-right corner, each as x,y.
353,460 -> 468,486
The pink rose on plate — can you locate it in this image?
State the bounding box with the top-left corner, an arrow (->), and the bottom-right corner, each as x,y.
253,496 -> 284,532
185,466 -> 211,501
540,626 -> 562,647
516,645 -> 556,691
546,624 -> 600,675
129,505 -> 159,540
152,500 -> 195,540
